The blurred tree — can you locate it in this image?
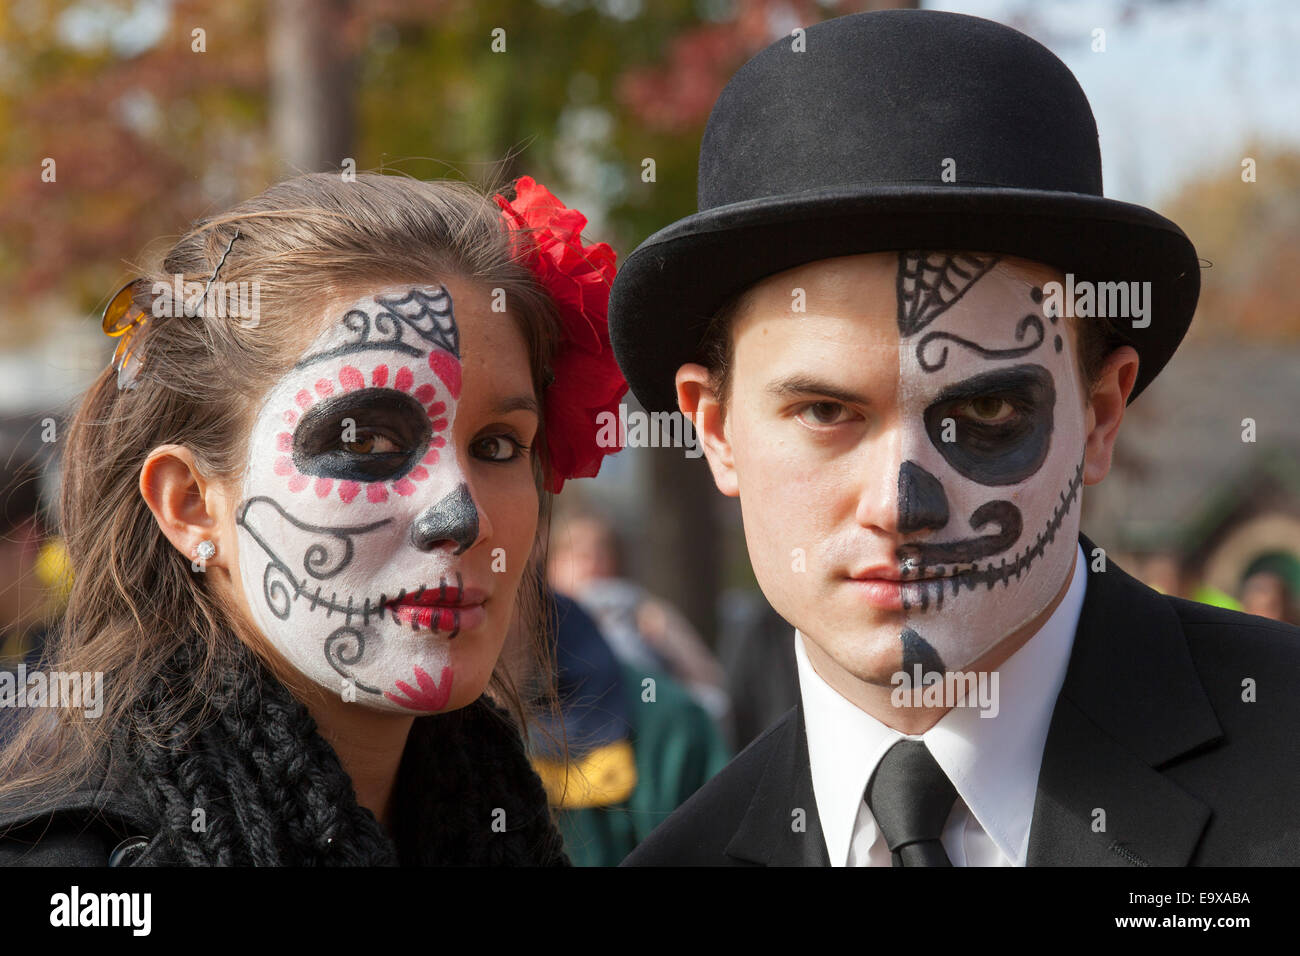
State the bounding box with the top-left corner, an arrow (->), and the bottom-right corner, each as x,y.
1163,146 -> 1300,344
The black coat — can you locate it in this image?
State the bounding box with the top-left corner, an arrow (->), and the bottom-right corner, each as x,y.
622,533 -> 1300,866
0,695 -> 569,867
0,757 -> 171,866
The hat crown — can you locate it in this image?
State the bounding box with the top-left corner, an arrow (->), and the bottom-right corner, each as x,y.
699,10 -> 1103,211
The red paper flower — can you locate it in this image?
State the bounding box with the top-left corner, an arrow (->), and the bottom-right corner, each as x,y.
494,176 -> 627,494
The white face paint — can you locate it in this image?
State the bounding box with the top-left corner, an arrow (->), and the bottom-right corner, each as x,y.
235,285 -> 486,713
892,252 -> 1086,674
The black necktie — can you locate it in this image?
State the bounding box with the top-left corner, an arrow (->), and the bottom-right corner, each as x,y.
864,739 -> 958,867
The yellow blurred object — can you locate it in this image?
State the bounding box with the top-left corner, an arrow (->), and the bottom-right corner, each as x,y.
35,536 -> 73,601
1190,584 -> 1243,611
532,739 -> 638,809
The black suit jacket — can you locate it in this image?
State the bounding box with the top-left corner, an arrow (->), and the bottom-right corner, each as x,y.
623,533 -> 1300,866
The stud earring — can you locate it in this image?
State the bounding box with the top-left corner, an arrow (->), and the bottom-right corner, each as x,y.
194,540 -> 217,561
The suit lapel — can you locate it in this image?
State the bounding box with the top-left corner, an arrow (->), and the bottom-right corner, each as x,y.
725,704 -> 831,866
1028,533 -> 1222,865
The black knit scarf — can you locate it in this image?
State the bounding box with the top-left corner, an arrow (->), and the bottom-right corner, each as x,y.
114,635 -> 570,866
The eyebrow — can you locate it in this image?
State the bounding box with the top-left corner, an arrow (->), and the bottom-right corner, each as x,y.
493,395 -> 541,417
765,375 -> 872,406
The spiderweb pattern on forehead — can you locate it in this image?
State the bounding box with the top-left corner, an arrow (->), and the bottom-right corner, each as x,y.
896,252 -> 1001,337
375,287 -> 459,359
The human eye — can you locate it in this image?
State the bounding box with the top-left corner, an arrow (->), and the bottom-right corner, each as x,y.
956,395 -> 1019,425
292,388 -> 430,481
339,428 -> 402,455
795,400 -> 857,427
471,431 -> 530,463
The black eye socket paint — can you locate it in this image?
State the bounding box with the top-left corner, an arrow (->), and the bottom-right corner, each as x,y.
292,387 -> 432,482
923,364 -> 1055,486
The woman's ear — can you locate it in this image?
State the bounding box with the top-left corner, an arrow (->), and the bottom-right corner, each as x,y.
139,444 -> 234,571
676,363 -> 739,497
1082,345 -> 1140,486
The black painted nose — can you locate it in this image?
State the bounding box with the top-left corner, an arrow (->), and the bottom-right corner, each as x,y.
898,461 -> 949,534
411,482 -> 480,554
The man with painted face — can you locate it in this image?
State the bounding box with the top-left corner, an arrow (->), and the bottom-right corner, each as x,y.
610,10 -> 1300,866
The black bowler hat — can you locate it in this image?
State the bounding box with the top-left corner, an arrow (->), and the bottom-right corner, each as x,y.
608,9 -> 1201,414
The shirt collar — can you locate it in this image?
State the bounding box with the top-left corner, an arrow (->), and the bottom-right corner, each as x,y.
796,541 -> 1088,866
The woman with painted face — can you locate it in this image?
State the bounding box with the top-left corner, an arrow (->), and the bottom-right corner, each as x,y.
0,172 -> 625,865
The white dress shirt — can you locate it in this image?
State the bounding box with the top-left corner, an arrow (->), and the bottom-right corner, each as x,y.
796,542 -> 1088,866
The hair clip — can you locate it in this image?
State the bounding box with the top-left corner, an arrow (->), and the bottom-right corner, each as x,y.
101,279 -> 149,391
189,229 -> 242,318
100,229 -> 243,391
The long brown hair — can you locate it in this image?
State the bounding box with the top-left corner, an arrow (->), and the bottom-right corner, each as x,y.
0,172 -> 564,808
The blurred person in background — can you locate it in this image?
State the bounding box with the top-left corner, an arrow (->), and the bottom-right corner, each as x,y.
548,506 -> 730,724
1240,566 -> 1298,625
516,586 -> 730,866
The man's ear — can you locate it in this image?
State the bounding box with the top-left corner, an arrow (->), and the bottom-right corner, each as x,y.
676,363 -> 739,497
139,444 -> 233,569
1082,345 -> 1140,486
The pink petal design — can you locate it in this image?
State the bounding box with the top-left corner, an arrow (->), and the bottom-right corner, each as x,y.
422,450 -> 440,465
410,466 -> 428,481
431,418 -> 447,431
427,401 -> 445,416
372,365 -> 388,388
283,409 -> 298,425
383,666 -> 454,711
431,436 -> 446,447
314,378 -> 334,397
366,483 -> 388,503
275,456 -> 294,476
288,474 -> 309,493
296,389 -> 314,409
414,384 -> 436,404
338,480 -> 360,503
314,478 -> 333,497
340,365 -> 364,391
395,366 -> 413,392
276,432 -> 293,452
428,351 -> 461,399
393,478 -> 416,496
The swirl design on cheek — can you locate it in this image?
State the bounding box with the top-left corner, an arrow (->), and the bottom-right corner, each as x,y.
237,495 -> 396,626
262,561 -> 296,620
324,626 -> 382,694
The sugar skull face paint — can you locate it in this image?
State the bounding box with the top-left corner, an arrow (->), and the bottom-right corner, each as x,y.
717,250 -> 1086,688
890,252 -> 1086,674
233,283 -> 540,713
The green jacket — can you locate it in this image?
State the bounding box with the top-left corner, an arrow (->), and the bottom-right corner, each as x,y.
555,663 -> 730,867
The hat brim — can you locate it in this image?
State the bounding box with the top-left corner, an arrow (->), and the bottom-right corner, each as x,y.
609,185 -> 1201,414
